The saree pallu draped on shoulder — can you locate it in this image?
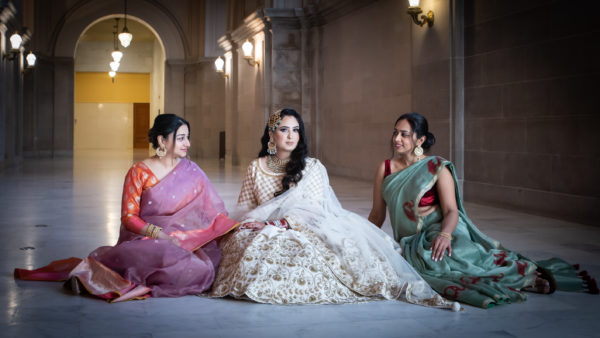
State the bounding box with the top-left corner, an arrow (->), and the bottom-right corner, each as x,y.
14,158 -> 239,301
382,156 -> 583,308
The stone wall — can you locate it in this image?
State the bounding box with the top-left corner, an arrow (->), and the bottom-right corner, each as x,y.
319,0 -> 414,179
463,0 -> 600,224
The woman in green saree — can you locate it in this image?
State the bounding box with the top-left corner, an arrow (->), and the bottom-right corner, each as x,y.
368,113 -> 597,308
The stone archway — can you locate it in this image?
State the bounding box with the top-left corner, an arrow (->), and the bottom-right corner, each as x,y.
49,0 -> 187,153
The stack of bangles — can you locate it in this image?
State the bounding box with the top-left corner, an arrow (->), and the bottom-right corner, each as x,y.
144,223 -> 163,238
437,231 -> 452,241
266,219 -> 289,230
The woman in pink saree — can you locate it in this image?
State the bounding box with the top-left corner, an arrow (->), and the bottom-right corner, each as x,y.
14,114 -> 239,301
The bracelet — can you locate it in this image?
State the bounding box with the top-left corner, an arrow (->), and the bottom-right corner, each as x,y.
437,231 -> 452,241
145,223 -> 163,238
267,219 -> 289,230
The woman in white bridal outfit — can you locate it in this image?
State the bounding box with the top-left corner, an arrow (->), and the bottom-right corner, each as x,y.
210,108 -> 459,311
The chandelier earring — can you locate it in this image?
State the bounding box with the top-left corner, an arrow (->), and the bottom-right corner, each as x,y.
413,144 -> 424,157
267,138 -> 277,155
156,145 -> 167,158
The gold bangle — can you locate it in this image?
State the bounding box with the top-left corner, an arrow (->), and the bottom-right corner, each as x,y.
145,223 -> 162,238
438,231 -> 452,241
144,224 -> 153,237
151,225 -> 162,238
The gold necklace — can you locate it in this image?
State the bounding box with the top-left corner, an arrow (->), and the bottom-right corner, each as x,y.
267,155 -> 289,173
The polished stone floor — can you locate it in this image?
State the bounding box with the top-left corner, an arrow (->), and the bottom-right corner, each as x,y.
1,150 -> 599,338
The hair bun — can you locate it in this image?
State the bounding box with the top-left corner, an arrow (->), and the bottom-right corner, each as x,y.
423,131 -> 436,149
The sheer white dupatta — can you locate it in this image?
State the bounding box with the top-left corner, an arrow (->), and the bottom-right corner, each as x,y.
233,158 -> 456,309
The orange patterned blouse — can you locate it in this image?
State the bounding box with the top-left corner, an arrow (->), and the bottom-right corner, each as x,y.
120,162 -> 159,234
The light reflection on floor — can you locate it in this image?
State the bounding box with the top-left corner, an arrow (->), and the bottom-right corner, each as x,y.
1,150 -> 598,338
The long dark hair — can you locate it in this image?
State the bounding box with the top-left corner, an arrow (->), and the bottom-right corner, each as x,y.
392,112 -> 436,153
148,114 -> 190,150
258,108 -> 308,196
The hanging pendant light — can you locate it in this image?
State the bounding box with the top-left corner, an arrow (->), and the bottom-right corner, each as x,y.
112,18 -> 123,62
118,0 -> 133,48
112,49 -> 123,63
109,70 -> 116,84
110,61 -> 120,72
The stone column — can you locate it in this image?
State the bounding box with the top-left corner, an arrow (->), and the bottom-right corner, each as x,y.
164,60 -> 186,116
450,0 -> 464,193
264,9 -> 302,113
218,35 -> 239,165
228,11 -> 269,166
52,57 -> 74,155
0,22 -> 7,164
297,7 -> 319,157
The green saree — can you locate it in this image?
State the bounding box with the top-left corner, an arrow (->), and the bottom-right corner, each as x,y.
382,156 -> 583,308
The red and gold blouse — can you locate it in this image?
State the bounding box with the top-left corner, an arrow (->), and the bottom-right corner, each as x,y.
120,162 -> 159,234
384,159 -> 438,207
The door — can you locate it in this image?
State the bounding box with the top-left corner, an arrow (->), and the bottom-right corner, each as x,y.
133,103 -> 150,148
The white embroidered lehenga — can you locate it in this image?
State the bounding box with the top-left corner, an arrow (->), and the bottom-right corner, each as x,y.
210,157 -> 454,308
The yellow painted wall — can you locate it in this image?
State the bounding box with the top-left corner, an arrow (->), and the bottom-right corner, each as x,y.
74,103 -> 133,150
75,72 -> 150,103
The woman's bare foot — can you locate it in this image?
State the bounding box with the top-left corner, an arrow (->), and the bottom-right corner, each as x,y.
523,273 -> 551,294
62,276 -> 82,295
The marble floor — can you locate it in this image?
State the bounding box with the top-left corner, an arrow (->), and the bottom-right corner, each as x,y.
1,150 -> 599,338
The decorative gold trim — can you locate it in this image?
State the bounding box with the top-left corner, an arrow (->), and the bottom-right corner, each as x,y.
257,157 -> 285,177
190,222 -> 241,252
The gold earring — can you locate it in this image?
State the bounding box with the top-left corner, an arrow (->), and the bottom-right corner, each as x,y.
156,145 -> 167,158
267,138 -> 277,155
414,145 -> 423,157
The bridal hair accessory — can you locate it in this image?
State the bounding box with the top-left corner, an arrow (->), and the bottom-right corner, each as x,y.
156,145 -> 167,158
413,144 -> 424,157
267,138 -> 277,155
268,110 -> 282,132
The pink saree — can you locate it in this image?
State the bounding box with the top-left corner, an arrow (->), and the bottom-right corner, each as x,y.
14,158 -> 239,301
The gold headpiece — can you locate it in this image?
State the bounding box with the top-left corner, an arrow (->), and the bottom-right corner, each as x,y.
268,110 -> 282,132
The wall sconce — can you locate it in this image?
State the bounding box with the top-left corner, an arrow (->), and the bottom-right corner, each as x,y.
3,32 -> 22,60
241,39 -> 259,66
21,51 -> 36,74
407,0 -> 434,27
214,56 -> 228,78
25,51 -> 36,67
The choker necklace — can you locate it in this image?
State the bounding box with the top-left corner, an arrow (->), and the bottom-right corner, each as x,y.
267,155 -> 289,173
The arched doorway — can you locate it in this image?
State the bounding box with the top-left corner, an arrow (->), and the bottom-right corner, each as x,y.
50,0 -> 188,153
73,16 -> 165,152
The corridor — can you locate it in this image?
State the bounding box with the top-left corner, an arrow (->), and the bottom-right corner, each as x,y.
1,151 -> 598,337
